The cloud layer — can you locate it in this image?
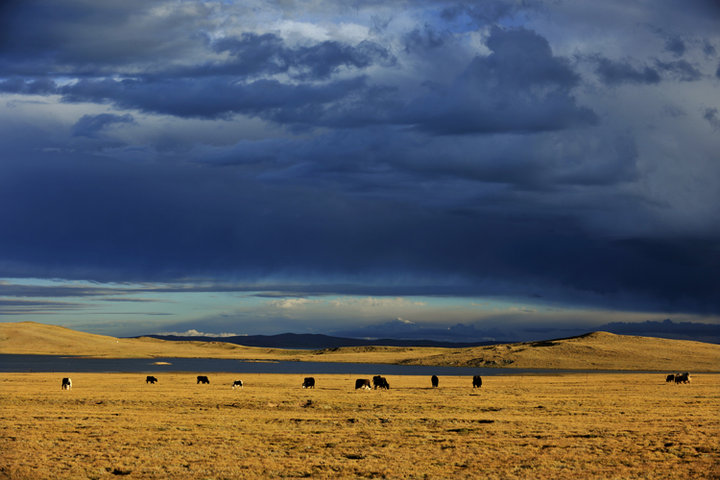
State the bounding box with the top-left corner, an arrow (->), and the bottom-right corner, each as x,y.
1,0 -> 719,335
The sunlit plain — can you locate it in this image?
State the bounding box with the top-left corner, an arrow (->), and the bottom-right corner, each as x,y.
1,372 -> 718,479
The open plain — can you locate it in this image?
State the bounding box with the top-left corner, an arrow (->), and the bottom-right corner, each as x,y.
1,372 -> 719,479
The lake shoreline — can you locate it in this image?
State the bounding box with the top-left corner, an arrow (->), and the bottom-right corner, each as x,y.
0,354 -> 703,375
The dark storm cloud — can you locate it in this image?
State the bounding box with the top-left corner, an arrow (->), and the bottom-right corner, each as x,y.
0,282 -> 126,298
0,0 -> 209,75
403,25 -> 449,53
702,41 -> 716,57
72,113 -> 134,138
594,58 -> 661,86
0,77 -> 57,94
654,60 -> 702,82
0,299 -> 83,314
209,33 -> 288,76
0,281 -> 505,300
0,152 -> 717,314
1,5 -> 594,136
17,26 -> 594,136
58,76 -> 368,120
226,127 -> 638,191
32,30 -> 393,123
211,33 -> 394,80
594,56 -> 702,85
0,0 -> 592,136
1,0 -> 719,330
0,1 -> 392,81
439,1 -> 535,25
664,36 -> 686,57
704,108 -> 720,130
399,27 -> 596,134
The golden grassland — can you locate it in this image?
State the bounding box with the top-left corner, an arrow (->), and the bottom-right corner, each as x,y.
1,372 -> 719,479
0,322 -> 299,361
2,322 -> 720,371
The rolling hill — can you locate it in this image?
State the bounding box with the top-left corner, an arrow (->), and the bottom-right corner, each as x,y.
392,331 -> 720,371
2,321 -> 720,371
0,321 -> 295,360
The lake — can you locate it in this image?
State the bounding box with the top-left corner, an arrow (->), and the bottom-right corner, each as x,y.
0,354 -> 653,375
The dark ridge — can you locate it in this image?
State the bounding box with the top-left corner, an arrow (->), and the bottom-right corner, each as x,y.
528,340 -> 558,347
134,332 -> 506,349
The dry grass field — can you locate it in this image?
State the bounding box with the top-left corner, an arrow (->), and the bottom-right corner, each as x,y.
1,372 -> 719,479
0,322 -> 299,361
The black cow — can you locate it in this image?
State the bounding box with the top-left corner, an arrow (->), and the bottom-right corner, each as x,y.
355,378 -> 371,390
196,375 -> 210,384
666,374 -> 675,383
61,377 -> 72,390
302,377 -> 315,389
472,375 -> 482,388
146,376 -> 158,384
232,380 -> 243,389
675,372 -> 690,384
431,375 -> 439,388
373,375 -> 390,390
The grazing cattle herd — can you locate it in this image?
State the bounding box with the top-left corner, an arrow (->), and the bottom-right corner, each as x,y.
58,372 -> 696,391
372,375 -> 390,389
59,375 -> 480,390
666,372 -> 691,384
354,378 -> 372,390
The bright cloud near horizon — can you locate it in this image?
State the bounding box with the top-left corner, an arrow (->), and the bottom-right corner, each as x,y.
0,0 -> 719,340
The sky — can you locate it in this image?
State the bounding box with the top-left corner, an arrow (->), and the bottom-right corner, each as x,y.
0,0 -> 719,341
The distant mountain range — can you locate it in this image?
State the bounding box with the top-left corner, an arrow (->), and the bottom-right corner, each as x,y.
139,332 -> 503,349
140,319 -> 720,348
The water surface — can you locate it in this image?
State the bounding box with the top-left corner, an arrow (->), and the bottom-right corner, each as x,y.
0,354 -> 655,375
